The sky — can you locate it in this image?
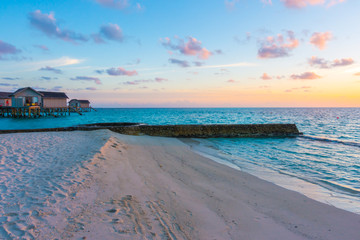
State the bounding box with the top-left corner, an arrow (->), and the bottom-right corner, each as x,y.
0,0 -> 359,107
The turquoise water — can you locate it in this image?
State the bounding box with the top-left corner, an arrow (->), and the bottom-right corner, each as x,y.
1,108 -> 359,212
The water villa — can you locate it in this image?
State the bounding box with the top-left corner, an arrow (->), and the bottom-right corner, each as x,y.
69,99 -> 95,112
0,87 -> 94,118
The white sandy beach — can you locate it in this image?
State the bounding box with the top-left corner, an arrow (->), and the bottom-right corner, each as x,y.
1,129 -> 360,240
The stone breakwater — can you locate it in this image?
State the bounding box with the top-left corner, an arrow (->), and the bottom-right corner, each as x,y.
0,122 -> 302,137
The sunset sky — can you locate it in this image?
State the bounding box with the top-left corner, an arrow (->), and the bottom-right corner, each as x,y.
0,0 -> 359,107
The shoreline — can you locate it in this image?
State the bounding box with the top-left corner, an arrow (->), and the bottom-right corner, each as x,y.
1,130 -> 360,239
183,138 -> 360,214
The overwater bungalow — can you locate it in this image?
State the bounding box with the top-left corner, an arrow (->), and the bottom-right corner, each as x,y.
69,99 -> 90,108
68,99 -> 94,112
0,87 -> 94,117
1,87 -> 71,118
9,87 -> 68,108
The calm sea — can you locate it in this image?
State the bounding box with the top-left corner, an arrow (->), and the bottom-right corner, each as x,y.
1,108 -> 359,213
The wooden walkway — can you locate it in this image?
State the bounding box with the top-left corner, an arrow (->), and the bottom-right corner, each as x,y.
0,106 -> 89,118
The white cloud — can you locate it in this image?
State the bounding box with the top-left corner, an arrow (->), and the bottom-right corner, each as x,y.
27,56 -> 84,70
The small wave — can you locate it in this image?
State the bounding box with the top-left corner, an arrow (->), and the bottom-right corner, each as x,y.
299,135 -> 360,148
275,170 -> 360,197
317,179 -> 360,196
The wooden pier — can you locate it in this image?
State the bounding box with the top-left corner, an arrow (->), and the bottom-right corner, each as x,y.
0,87 -> 96,118
1,106 -> 76,118
68,106 -> 97,113
0,104 -> 97,118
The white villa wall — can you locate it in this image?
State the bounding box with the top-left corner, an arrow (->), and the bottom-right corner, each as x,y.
43,98 -> 67,108
0,99 -> 11,106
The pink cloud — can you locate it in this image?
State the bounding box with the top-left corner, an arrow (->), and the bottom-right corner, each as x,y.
258,31 -> 299,58
261,0 -> 273,5
100,23 -> 123,42
285,86 -> 312,92
169,58 -> 190,68
49,86 -> 63,91
136,3 -> 144,10
188,71 -> 199,75
354,72 -> 360,76
227,79 -> 237,83
155,77 -> 168,82
214,68 -> 230,75
161,37 -> 212,60
70,76 -> 102,85
123,81 -> 138,85
95,0 -> 129,9
332,58 -> 354,67
214,49 -> 223,55
308,56 -> 329,68
234,32 -> 252,44
193,61 -> 204,67
86,87 -> 97,91
39,66 -> 62,74
290,72 -> 322,80
106,67 -> 138,76
310,32 -> 332,50
182,37 -> 211,59
123,78 -> 168,85
226,0 -> 343,9
34,44 -> 49,51
226,0 -> 272,10
327,0 -> 346,7
261,73 -> 272,80
309,56 -> 354,68
91,34 -> 105,44
0,40 -> 21,59
281,0 -> 345,8
198,48 -> 211,60
225,0 -> 240,10
281,0 -> 325,8
28,10 -> 88,43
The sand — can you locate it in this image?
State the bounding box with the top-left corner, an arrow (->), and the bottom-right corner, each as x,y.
1,129 -> 360,239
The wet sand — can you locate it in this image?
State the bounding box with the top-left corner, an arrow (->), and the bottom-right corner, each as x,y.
1,130 -> 360,239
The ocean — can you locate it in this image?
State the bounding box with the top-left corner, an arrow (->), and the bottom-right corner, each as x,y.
1,108 -> 359,213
